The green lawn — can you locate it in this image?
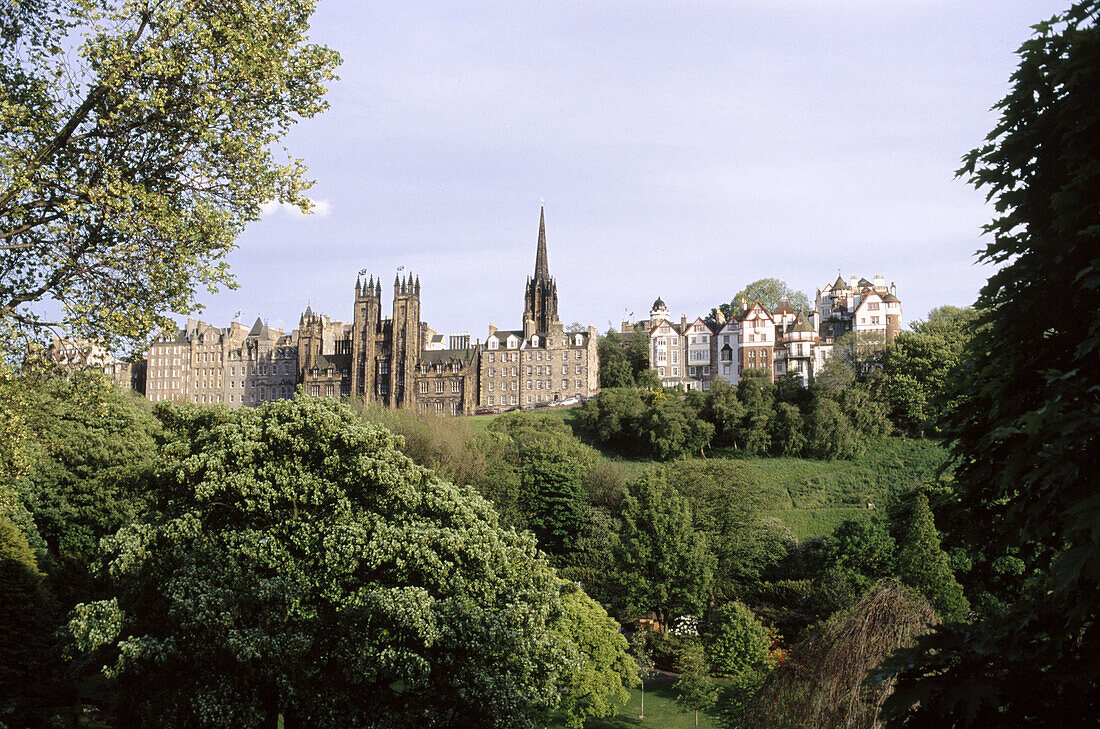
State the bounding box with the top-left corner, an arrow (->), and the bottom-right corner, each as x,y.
551,677 -> 719,729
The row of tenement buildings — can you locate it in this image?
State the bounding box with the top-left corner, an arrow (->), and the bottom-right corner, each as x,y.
138,208 -> 599,415
50,209 -> 901,413
622,274 -> 902,391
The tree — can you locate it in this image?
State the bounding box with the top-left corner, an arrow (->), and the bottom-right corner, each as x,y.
0,517 -> 63,727
614,474 -> 715,626
707,279 -> 811,325
806,397 -> 861,460
597,331 -> 635,388
69,397 -> 587,729
675,643 -> 717,729
554,582 -> 638,729
16,367 -> 161,605
879,307 -> 977,436
736,368 -> 775,455
892,493 -> 968,623
704,601 -> 771,681
702,377 -> 744,448
768,403 -> 806,457
0,0 -> 340,347
884,5 -> 1100,726
747,580 -> 934,729
628,630 -> 656,720
821,517 -> 897,589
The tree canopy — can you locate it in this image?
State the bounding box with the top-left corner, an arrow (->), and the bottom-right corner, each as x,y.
0,0 -> 339,347
68,396 -> 620,729
885,3 -> 1100,725
707,279 -> 811,325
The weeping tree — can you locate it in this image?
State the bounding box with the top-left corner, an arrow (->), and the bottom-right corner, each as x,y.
742,580 -> 934,729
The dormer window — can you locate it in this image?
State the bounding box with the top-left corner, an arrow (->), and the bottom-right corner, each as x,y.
531,335 -> 539,348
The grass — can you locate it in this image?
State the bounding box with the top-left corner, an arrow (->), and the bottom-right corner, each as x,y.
551,677 -> 719,729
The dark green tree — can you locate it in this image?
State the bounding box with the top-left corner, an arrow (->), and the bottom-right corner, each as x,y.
69,397 -> 589,729
736,368 -> 775,455
701,377 -> 744,448
806,397 -> 861,460
884,5 -> 1100,726
768,403 -> 807,457
892,493 -> 968,623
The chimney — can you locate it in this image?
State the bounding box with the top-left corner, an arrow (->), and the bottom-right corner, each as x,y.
488,323 -> 498,336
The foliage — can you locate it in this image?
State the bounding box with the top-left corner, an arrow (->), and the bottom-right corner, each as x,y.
674,643 -> 717,725
575,388 -> 713,461
69,396 -> 587,729
0,0 -> 339,348
768,403 -> 806,457
884,5 -> 1100,725
805,397 -> 862,460
821,517 -> 897,588
701,378 -> 743,447
598,329 -> 652,389
879,307 -> 977,435
0,517 -> 62,727
745,580 -> 934,729
613,473 -> 715,624
704,601 -> 771,681
892,493 -> 969,623
735,369 -> 774,455
554,582 -> 639,729
707,279 -> 811,326
15,367 -> 161,604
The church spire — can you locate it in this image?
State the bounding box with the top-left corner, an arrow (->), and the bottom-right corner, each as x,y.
534,205 -> 549,280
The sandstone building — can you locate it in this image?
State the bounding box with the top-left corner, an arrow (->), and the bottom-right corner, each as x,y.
479,208 -> 599,409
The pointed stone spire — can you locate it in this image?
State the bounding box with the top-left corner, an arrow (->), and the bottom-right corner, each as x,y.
534,206 -> 549,279
356,274 -> 362,295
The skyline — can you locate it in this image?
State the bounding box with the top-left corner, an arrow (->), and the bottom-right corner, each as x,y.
185,1 -> 1069,339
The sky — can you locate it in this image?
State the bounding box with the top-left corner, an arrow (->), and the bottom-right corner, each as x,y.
200,0 -> 1069,339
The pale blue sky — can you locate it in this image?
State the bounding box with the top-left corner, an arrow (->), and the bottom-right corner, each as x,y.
204,1 -> 1068,338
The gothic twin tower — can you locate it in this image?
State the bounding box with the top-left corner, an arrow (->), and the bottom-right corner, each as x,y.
296,207 -> 586,414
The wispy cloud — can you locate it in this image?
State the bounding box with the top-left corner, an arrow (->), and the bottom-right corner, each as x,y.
260,198 -> 333,220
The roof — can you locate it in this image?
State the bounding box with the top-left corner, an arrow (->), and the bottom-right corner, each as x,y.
790,313 -> 815,333
882,292 -> 900,303
652,296 -> 666,310
773,298 -> 795,315
833,274 -> 847,290
248,316 -> 265,337
858,277 -> 873,288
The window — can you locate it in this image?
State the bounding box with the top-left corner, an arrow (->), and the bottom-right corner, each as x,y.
561,365 -> 567,375
659,367 -> 665,377
451,380 -> 460,393
435,380 -> 445,393
526,365 -> 532,375
672,367 -> 679,376
510,395 -> 516,405
536,380 -> 542,389
488,396 -> 494,406
562,380 -> 568,390
575,365 -> 582,374
575,379 -> 582,388
489,367 -> 495,377
489,353 -> 495,363
419,381 -> 429,394
451,403 -> 459,416
488,382 -> 494,392
575,351 -> 581,359
868,302 -> 880,311
380,361 -> 389,374
527,380 -> 532,390
512,367 -> 517,376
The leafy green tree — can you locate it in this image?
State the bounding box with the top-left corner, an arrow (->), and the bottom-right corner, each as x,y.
704,601 -> 771,680
736,368 -> 775,455
821,517 -> 897,587
884,5 -> 1100,725
636,395 -> 714,460
806,397 -> 861,460
555,582 -> 639,729
69,397 -> 585,729
892,493 -> 968,623
628,630 -> 657,719
879,307 -> 977,436
16,368 -> 161,604
614,474 -> 715,626
768,403 -> 806,457
675,643 -> 717,729
597,331 -> 635,388
708,279 -> 811,325
574,387 -> 646,452
702,377 -> 744,447
0,0 -> 339,347
479,414 -> 599,555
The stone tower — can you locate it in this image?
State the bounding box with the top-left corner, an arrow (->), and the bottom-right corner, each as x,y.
389,273 -> 421,407
351,274 -> 383,397
523,207 -> 560,339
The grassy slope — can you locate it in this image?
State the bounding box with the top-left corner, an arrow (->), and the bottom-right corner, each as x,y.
467,410 -> 950,540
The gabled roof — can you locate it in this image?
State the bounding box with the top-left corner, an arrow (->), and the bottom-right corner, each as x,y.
833,274 -> 847,290
773,298 -> 795,315
248,316 -> 265,337
790,313 -> 815,333
648,318 -> 683,337
858,277 -> 873,289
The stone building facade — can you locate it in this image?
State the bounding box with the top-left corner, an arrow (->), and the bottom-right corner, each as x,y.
144,317 -> 297,407
479,208 -> 599,409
